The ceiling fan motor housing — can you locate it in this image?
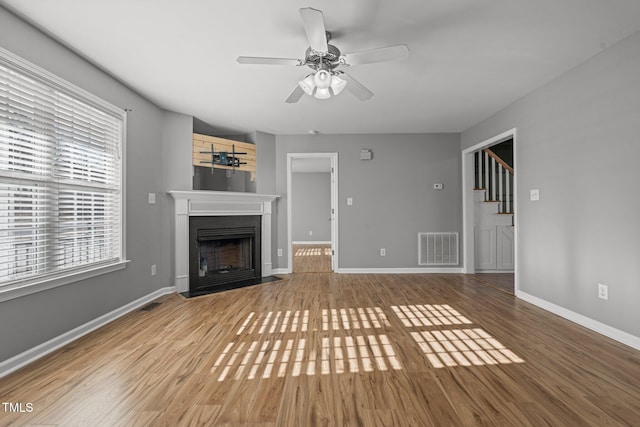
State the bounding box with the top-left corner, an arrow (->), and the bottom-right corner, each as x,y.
305,44 -> 342,71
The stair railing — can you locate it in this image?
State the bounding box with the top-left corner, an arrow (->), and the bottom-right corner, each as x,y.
476,148 -> 514,214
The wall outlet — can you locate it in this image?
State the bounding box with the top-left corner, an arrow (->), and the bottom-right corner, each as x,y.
151,264 -> 157,276
309,230 -> 313,236
380,248 -> 386,257
148,192 -> 156,204
433,183 -> 444,190
598,283 -> 608,300
530,189 -> 540,201
347,197 -> 353,206
277,249 -> 283,257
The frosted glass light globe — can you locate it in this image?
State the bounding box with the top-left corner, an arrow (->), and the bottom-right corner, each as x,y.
313,69 -> 332,89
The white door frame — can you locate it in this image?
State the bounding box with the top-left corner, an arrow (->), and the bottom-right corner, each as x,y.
286,152 -> 339,273
461,128 -> 518,291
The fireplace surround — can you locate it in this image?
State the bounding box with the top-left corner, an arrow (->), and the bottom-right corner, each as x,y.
168,191 -> 278,296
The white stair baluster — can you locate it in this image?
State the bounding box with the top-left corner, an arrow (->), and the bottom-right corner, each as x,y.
484,151 -> 489,200
477,151 -> 482,189
506,171 -> 511,213
491,157 -> 496,201
498,163 -> 503,213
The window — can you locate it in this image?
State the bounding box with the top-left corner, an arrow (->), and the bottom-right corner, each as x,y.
0,48 -> 125,299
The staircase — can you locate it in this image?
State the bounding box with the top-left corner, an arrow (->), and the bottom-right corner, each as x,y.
473,146 -> 515,271
474,148 -> 514,223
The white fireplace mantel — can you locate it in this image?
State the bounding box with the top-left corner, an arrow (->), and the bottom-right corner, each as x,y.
168,190 -> 279,293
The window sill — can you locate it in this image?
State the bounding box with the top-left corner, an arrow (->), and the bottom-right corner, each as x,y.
0,260 -> 131,303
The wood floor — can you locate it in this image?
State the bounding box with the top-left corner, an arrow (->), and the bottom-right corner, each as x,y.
469,273 -> 514,294
1,273 -> 640,426
292,244 -> 332,273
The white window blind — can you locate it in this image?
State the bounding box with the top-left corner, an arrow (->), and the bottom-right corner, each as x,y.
0,50 -> 124,289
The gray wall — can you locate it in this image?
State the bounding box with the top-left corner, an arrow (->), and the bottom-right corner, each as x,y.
193,167 -> 251,192
462,31 -> 640,338
248,131 -> 278,260
0,8 -> 171,362
162,111 -> 193,191
292,172 -> 331,242
275,133 -> 461,269
249,131 -> 277,196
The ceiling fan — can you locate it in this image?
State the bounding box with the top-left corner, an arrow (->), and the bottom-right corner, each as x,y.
236,7 -> 409,103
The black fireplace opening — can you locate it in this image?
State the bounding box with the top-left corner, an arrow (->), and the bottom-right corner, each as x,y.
188,215 -> 264,296
199,235 -> 253,277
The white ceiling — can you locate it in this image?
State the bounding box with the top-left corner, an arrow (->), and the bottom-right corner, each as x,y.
4,0 -> 640,135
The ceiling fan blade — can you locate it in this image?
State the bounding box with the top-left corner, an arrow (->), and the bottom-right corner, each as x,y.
285,85 -> 305,103
343,45 -> 409,66
299,8 -> 328,53
340,73 -> 373,101
237,56 -> 301,66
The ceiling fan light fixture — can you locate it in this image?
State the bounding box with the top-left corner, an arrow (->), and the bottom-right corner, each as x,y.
330,74 -> 347,95
237,7 -> 410,103
314,87 -> 332,99
313,69 -> 332,89
298,74 -> 316,95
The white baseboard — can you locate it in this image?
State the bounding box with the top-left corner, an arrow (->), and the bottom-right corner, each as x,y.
0,286 -> 175,379
516,290 -> 640,351
475,270 -> 514,274
292,241 -> 331,245
337,268 -> 464,274
271,267 -> 463,274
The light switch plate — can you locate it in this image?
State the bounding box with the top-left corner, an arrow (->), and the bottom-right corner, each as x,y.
347,197 -> 353,206
148,192 -> 156,204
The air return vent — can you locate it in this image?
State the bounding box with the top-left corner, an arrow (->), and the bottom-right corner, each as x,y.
139,302 -> 162,311
419,232 -> 459,265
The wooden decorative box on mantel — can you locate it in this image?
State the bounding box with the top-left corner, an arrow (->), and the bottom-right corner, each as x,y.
192,133 -> 256,180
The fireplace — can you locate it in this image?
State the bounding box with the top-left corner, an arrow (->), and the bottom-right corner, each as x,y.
189,216 -> 261,293
169,191 -> 279,296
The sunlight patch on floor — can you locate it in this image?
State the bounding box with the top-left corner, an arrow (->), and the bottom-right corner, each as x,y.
236,307 -> 390,335
391,304 -> 473,327
294,247 -> 332,256
213,303 -> 522,381
410,328 -> 524,368
391,304 -> 524,369
211,334 -> 401,381
211,305 -> 404,381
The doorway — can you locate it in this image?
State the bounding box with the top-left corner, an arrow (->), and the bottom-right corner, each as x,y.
286,153 -> 338,273
462,129 -> 517,294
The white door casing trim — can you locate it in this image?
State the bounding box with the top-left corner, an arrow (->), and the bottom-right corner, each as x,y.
461,128 -> 518,293
287,153 -> 339,273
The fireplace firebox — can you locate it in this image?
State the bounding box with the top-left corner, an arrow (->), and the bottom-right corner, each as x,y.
189,216 -> 261,294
